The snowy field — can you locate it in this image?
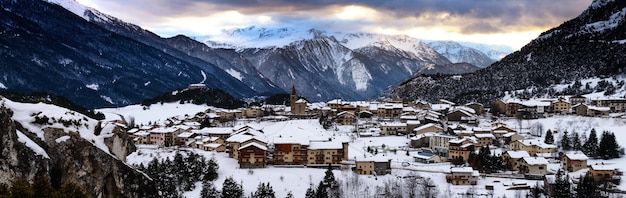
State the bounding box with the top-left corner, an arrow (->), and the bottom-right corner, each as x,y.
101,102 -> 626,197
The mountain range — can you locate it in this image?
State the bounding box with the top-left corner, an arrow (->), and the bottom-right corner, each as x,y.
0,0 -> 512,108
391,0 -> 626,104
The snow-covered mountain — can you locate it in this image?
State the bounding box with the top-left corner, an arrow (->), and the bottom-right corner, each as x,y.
202,27 -> 451,101
391,0 -> 626,104
0,0 -> 264,108
425,41 -> 497,68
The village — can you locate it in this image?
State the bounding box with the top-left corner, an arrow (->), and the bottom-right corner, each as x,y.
118,86 -> 626,196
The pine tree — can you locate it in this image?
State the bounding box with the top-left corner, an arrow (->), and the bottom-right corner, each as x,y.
252,182 -> 275,198
304,184 -> 316,198
221,177 -> 243,198
203,156 -> 220,182
10,178 -> 34,198
571,132 -> 582,151
321,165 -> 341,198
574,174 -> 600,198
545,129 -> 554,144
553,169 -> 572,198
284,191 -> 294,198
528,182 -> 542,198
561,131 -> 571,150
315,181 -> 328,198
200,181 -> 220,198
582,129 -> 599,158
598,131 -> 620,159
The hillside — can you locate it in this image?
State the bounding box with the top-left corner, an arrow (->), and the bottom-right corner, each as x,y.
391,0 -> 626,104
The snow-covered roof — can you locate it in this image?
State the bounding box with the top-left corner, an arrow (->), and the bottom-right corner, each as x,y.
337,111 -> 355,116
355,155 -> 390,163
521,157 -> 548,165
308,141 -> 343,150
565,153 -> 588,161
474,133 -> 495,139
150,127 -> 178,133
505,150 -> 530,159
590,164 -> 615,171
295,98 -> 307,103
516,139 -> 557,149
588,105 -> 610,111
193,127 -> 232,135
406,120 -> 421,125
177,132 -> 195,138
502,132 -> 517,137
450,167 -> 474,173
134,131 -> 150,137
239,142 -> 268,151
414,123 -> 442,132
273,136 -> 310,145
380,122 -> 407,127
400,115 -> 418,120
203,143 -> 222,148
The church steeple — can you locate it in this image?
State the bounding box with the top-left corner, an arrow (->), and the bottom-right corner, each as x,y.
290,85 -> 298,109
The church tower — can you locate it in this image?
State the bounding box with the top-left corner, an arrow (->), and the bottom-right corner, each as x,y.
290,85 -> 298,108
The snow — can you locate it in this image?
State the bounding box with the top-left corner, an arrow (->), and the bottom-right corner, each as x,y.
200,70 -> 207,84
55,135 -> 71,143
16,130 -> 50,159
100,95 -> 113,104
0,82 -> 6,89
86,83 -> 99,91
144,81 -> 151,86
522,157 -> 549,165
47,0 -> 89,20
584,7 -> 626,33
225,68 -> 243,81
97,102 -> 211,126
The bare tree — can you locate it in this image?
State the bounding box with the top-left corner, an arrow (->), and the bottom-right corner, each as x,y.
418,177 -> 438,198
404,173 -> 420,198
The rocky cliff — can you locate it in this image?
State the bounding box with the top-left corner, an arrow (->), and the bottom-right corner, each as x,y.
0,99 -> 158,197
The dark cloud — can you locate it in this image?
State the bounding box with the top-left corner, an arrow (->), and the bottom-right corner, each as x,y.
88,0 -> 593,37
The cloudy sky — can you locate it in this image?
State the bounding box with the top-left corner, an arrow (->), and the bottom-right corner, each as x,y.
77,0 -> 593,49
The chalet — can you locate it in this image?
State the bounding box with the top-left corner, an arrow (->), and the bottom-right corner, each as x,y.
307,140 -> 349,165
510,139 -> 557,156
473,133 -> 495,148
377,103 -> 403,118
591,98 -> 626,113
518,157 -> 549,175
448,138 -> 475,163
405,120 -> 421,134
414,149 -> 442,164
572,103 -> 588,116
131,131 -> 150,145
355,156 -> 391,175
588,164 -> 620,183
243,106 -> 264,118
193,136 -> 226,152
175,132 -> 198,146
492,99 -> 507,116
336,111 -> 356,125
380,122 -> 407,135
561,153 -> 588,172
502,132 -> 525,144
447,109 -> 477,123
226,127 -> 267,160
446,167 -> 479,185
492,125 -> 517,139
149,127 -> 184,146
410,132 -> 434,148
238,142 -> 267,168
327,99 -> 345,110
502,150 -> 530,171
587,105 -> 610,117
465,102 -> 484,115
552,97 -> 570,114
413,123 -> 443,135
569,95 -> 586,105
413,100 -> 431,110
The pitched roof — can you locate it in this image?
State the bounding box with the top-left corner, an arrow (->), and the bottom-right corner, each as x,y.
239,142 -> 268,151
521,157 -> 548,165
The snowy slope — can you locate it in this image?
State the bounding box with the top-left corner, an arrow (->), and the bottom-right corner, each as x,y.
2,97 -> 118,156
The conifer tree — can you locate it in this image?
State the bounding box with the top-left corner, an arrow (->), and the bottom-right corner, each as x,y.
598,131 -> 620,159
554,169 -> 572,198
561,131 -> 571,150
582,129 -> 599,158
304,184 -> 316,198
201,181 -> 220,198
571,132 -> 582,151
574,174 -> 600,198
545,129 -> 554,144
252,182 -> 275,198
221,177 -> 243,198
284,191 -> 294,198
203,156 -> 220,182
315,181 -> 329,198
